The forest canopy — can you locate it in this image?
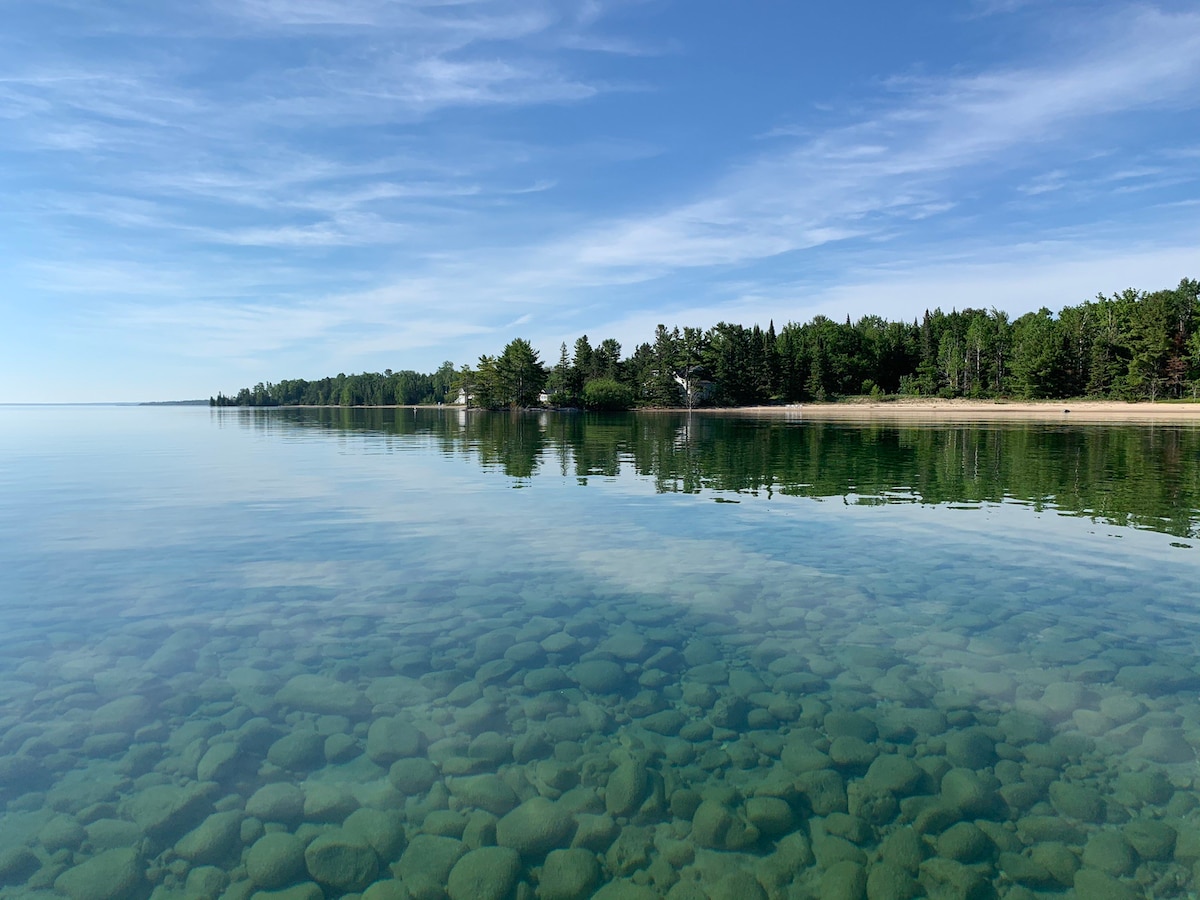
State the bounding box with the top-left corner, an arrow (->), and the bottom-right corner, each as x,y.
213,278 -> 1200,409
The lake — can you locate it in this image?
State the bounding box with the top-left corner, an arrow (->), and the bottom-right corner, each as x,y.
1,405 -> 1198,900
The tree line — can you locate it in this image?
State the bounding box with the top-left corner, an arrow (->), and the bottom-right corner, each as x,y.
213,278 -> 1199,408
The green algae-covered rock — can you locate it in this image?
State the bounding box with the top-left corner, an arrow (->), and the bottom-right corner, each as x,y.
446,846 -> 521,900
247,832 -> 307,890
540,848 -> 602,900
866,861 -> 917,900
998,851 -> 1055,888
467,731 -> 512,766
185,865 -> 229,899
744,796 -> 794,836
362,879 -> 410,900
343,807 -> 406,861
796,768 -> 847,815
267,731 -> 325,771
1048,780 -> 1104,822
324,733 -> 359,763
1114,769 -> 1173,806
939,768 -> 998,817
825,711 -> 877,742
390,756 -> 440,795
604,824 -> 654,877
945,728 -> 996,770
497,797 -> 575,857
936,822 -> 991,863
781,743 -> 832,775
1137,727 -> 1196,764
571,660 -> 627,694
1030,842 -> 1079,887
395,834 -> 467,899
690,800 -> 750,851
571,813 -> 619,853
708,870 -> 766,900
1123,819 -> 1175,860
0,847 -> 39,887
197,741 -> 242,782
174,810 -> 243,865
1082,830 -> 1136,877
125,782 -> 212,844
605,759 -> 648,818
275,674 -> 368,717
38,815 -> 86,853
1016,815 -> 1084,845
54,848 -> 142,900
918,857 -> 989,900
86,817 -> 144,850
1073,868 -> 1138,900
829,736 -> 877,769
812,829 -> 867,869
880,826 -> 923,874
366,716 -> 424,765
820,860 -> 867,900
301,780 -> 357,822
246,783 -> 305,825
641,709 -> 686,736
862,755 -> 922,797
303,828 -> 380,893
448,773 -> 518,816
249,883 -> 323,900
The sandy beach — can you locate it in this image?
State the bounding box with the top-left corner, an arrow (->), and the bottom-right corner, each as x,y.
700,398 -> 1200,423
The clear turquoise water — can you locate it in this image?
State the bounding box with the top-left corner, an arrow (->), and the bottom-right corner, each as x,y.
0,406 -> 1198,900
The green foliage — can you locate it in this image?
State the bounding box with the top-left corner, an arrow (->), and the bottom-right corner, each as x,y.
496,338 -> 547,408
215,277 -> 1199,408
582,377 -> 634,410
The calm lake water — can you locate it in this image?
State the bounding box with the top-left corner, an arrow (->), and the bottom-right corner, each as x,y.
1,405 -> 1198,900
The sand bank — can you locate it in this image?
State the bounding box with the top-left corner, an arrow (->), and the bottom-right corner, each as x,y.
697,399 -> 1200,423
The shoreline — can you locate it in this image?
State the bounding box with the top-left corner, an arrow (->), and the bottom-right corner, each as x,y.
703,399 -> 1200,422
213,399 -> 1200,422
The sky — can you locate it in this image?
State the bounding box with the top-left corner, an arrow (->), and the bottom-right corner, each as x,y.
2,0 -> 1199,401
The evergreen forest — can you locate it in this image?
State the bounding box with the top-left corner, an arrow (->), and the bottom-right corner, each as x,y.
212,278 -> 1200,408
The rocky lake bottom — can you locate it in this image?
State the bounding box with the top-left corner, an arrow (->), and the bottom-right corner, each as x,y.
0,407 -> 1198,900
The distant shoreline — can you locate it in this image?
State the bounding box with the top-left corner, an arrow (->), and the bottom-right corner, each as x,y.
210,398 -> 1200,422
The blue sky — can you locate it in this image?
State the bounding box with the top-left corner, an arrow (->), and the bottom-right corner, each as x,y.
2,0 -> 1198,401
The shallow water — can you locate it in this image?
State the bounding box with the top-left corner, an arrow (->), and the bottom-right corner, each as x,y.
0,406 -> 1198,900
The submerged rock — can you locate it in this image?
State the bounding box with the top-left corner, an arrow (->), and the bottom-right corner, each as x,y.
690,799 -> 759,851
820,860 -> 867,900
0,847 -> 39,887
276,674 -> 369,717
446,846 -> 521,900
174,810 -> 243,865
303,828 -> 380,893
247,832 -> 307,890
497,797 -> 575,857
395,834 -> 467,899
571,660 -> 627,694
540,848 -> 602,900
605,758 -> 648,818
366,716 -> 425,765
448,773 -> 518,816
124,782 -> 212,844
246,783 -> 305,825
267,730 -> 325,771
54,848 -> 142,900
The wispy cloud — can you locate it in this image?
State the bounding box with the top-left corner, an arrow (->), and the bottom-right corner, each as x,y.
518,6 -> 1200,282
